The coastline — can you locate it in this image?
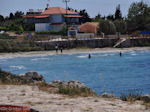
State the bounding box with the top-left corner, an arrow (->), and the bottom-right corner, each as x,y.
0,47 -> 150,59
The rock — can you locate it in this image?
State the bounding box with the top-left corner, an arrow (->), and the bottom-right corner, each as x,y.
21,71 -> 45,82
49,80 -> 86,88
141,95 -> 150,103
101,93 -> 115,98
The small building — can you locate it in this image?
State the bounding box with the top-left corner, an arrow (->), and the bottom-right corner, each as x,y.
79,22 -> 99,34
24,7 -> 82,32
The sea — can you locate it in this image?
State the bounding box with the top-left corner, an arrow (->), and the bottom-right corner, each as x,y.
0,50 -> 150,96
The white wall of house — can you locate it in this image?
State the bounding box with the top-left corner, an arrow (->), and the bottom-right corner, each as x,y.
51,15 -> 64,23
35,23 -> 50,32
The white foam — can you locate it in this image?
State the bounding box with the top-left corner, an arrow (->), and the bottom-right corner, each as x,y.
9,65 -> 26,69
31,57 -> 49,61
77,55 -> 88,58
94,53 -> 115,57
130,53 -> 137,56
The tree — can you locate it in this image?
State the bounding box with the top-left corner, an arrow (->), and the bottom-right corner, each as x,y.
98,20 -> 116,35
0,15 -> 4,22
92,13 -> 102,22
114,19 -> 127,34
14,11 -> 24,18
107,14 -> 115,21
127,1 -> 150,32
115,4 -> 122,20
9,13 -> 14,19
79,9 -> 91,23
95,13 -> 101,19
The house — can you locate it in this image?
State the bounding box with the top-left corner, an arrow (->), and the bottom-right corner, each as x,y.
79,22 -> 99,34
24,7 -> 82,32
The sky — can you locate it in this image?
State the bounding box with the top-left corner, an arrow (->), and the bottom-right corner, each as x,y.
0,0 -> 150,17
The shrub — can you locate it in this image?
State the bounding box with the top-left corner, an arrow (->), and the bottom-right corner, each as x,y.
58,85 -> 96,96
0,34 -> 16,39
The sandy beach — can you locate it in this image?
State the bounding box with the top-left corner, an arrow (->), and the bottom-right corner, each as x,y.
0,47 -> 150,59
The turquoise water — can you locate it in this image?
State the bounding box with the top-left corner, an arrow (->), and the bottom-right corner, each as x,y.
0,50 -> 150,95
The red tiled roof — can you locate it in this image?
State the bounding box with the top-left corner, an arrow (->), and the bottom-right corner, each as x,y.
24,15 -> 49,18
34,15 -> 49,18
64,15 -> 82,18
42,7 -> 79,15
79,22 -> 99,34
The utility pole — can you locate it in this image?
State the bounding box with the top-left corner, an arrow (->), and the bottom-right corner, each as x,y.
46,0 -> 50,10
63,0 -> 70,36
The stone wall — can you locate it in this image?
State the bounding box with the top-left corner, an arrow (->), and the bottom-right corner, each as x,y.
36,38 -> 119,50
118,38 -> 150,48
36,37 -> 150,49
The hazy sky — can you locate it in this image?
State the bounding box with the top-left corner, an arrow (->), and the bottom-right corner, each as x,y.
0,0 -> 149,17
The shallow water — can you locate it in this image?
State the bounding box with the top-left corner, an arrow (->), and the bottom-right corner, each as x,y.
0,50 -> 150,95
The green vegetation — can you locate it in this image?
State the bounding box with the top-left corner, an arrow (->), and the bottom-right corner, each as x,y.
0,34 -> 16,39
114,19 -> 127,34
127,1 -> 150,32
0,39 -> 43,52
0,11 -> 35,33
0,26 -> 9,31
58,85 -> 96,96
36,30 -> 66,36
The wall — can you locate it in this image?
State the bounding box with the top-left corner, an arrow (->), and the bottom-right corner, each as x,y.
51,15 -> 64,23
118,38 -> 150,48
35,23 -> 50,32
36,37 -> 150,50
36,38 -> 119,50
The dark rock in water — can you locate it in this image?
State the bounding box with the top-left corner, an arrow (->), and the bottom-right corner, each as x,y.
20,71 -> 45,82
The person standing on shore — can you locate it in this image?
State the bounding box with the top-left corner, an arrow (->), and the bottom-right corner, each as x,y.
55,44 -> 58,53
60,47 -> 63,53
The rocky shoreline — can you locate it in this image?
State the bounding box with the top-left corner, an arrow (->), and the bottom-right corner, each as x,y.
0,70 -> 95,96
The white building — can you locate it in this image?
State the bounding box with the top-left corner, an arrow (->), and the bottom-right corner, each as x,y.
25,7 -> 82,32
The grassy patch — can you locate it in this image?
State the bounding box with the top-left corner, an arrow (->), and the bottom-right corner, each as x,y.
58,85 -> 96,97
0,34 -> 16,39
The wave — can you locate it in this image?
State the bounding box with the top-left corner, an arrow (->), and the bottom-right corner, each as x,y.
77,55 -> 88,58
130,53 -> 137,56
9,65 -> 26,69
31,57 -> 49,61
0,59 -> 7,62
